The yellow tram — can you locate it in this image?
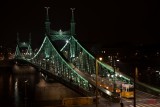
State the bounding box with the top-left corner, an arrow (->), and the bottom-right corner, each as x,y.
120,84 -> 134,98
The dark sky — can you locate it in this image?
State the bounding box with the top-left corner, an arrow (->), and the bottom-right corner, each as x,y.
1,0 -> 160,49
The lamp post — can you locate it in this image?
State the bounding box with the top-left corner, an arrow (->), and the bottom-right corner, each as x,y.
112,55 -> 116,94
133,67 -> 138,107
95,57 -> 102,107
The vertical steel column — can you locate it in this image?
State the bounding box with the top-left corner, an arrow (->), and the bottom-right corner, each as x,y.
96,59 -> 98,107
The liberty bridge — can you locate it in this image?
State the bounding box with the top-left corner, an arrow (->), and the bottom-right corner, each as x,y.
13,7 -> 160,106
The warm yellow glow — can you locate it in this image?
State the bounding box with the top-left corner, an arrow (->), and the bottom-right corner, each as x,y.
99,57 -> 103,61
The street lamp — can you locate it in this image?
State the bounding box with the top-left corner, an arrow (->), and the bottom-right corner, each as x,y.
133,67 -> 138,107
156,70 -> 160,75
95,57 -> 102,107
112,55 -> 116,94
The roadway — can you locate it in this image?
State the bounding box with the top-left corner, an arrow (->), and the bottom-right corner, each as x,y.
12,59 -> 160,107
76,97 -> 160,107
119,90 -> 160,107
36,74 -> 160,107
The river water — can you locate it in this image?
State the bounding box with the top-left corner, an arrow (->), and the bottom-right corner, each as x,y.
0,66 -> 81,107
0,66 -> 40,107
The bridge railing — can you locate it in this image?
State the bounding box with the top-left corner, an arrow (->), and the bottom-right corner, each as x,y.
14,35 -> 125,102
136,80 -> 160,96
60,36 -> 160,100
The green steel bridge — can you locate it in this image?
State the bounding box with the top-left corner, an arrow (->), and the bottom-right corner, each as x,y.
14,7 -> 160,102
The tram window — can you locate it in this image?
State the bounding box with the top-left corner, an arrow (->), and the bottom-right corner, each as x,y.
128,87 -> 134,92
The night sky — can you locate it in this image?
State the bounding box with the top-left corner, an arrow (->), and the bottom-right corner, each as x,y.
1,0 -> 160,49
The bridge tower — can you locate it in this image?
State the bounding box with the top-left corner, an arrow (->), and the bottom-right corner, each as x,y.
70,8 -> 76,36
15,33 -> 21,58
45,7 -> 51,36
28,33 -> 32,54
70,8 -> 76,59
15,32 -> 33,58
43,7 -> 77,61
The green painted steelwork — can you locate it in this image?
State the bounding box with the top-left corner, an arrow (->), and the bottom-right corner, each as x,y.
17,36 -> 90,91
15,45 -> 21,58
14,7 -> 160,100
14,8 -> 131,98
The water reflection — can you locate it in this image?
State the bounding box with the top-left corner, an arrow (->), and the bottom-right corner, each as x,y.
14,78 -> 20,107
0,66 -> 81,107
0,67 -> 39,107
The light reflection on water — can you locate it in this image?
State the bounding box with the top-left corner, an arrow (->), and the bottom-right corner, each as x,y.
14,78 -> 20,107
0,67 -> 39,107
0,66 -> 82,107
